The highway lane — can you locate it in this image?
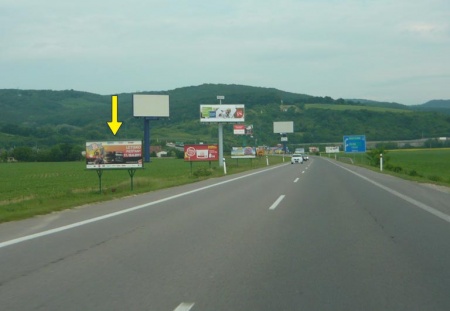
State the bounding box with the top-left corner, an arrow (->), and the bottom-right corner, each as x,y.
1,157 -> 450,310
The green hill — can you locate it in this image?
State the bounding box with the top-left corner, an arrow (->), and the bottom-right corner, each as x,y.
1,84 -> 450,158
421,99 -> 450,108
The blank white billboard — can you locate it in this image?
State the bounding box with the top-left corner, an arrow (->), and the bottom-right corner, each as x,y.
133,94 -> 169,117
273,121 -> 294,133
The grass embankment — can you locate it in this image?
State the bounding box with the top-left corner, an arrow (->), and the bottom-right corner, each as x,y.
335,149 -> 450,186
0,156 -> 285,223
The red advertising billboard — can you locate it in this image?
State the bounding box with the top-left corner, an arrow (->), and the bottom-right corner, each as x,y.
86,141 -> 143,169
233,124 -> 246,135
234,124 -> 253,135
184,144 -> 219,161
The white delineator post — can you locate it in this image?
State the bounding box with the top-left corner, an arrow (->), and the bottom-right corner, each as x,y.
223,157 -> 227,175
380,153 -> 383,171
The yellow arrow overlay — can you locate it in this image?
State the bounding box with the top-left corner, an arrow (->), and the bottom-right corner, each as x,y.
107,95 -> 123,135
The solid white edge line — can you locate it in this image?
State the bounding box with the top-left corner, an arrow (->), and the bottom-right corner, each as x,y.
329,160 -> 450,224
0,164 -> 286,249
174,302 -> 195,311
269,195 -> 286,210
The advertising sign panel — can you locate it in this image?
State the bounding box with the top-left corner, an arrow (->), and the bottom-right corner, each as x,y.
184,144 -> 219,161
233,124 -> 253,135
344,135 -> 366,153
245,124 -> 253,136
133,94 -> 169,117
233,124 -> 246,135
200,105 -> 245,122
231,147 -> 256,159
326,146 -> 340,153
273,121 -> 294,133
86,141 -> 143,169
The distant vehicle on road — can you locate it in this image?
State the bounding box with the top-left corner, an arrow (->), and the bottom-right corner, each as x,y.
303,154 -> 309,161
291,154 -> 303,164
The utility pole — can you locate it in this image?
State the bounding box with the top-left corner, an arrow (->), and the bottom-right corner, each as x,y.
217,95 -> 225,167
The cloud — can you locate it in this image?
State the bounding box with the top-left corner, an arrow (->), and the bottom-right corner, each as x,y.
0,0 -> 449,104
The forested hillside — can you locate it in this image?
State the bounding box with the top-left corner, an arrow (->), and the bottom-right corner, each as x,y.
421,99 -> 450,108
1,84 -> 450,161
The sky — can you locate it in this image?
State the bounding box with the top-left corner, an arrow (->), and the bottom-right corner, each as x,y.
1,0 -> 449,105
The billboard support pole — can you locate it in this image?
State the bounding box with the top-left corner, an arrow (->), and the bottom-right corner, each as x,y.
96,169 -> 103,194
217,95 -> 225,167
128,169 -> 136,191
219,123 -> 224,167
144,118 -> 150,163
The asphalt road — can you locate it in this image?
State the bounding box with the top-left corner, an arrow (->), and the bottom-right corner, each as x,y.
1,156 -> 450,311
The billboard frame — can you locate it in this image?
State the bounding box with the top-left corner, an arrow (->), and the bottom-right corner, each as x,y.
231,146 -> 257,159
184,144 -> 219,162
133,94 -> 169,117
85,140 -> 144,193
132,94 -> 170,163
86,140 -> 143,170
273,121 -> 294,134
200,105 -> 245,123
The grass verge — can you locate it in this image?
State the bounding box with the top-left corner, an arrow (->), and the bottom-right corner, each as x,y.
334,149 -> 450,187
0,156 -> 286,223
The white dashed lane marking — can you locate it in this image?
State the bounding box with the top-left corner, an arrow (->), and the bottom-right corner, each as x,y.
269,195 -> 286,210
174,302 -> 195,311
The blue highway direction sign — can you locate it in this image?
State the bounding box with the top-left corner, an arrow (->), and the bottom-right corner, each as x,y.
343,135 -> 366,153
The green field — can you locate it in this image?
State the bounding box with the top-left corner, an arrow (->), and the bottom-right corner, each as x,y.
2,150 -> 448,223
0,156 -> 285,223
337,148 -> 450,185
386,149 -> 450,183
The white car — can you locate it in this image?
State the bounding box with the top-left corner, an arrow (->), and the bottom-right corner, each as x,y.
291,154 -> 303,164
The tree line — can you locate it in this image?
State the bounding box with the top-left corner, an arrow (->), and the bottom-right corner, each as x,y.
1,85 -> 450,161
2,143 -> 84,162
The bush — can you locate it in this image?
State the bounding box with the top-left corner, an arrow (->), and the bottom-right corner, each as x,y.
409,170 -> 419,177
173,148 -> 184,159
428,175 -> 442,182
385,164 -> 402,173
366,148 -> 388,167
193,168 -> 213,177
393,166 -> 402,173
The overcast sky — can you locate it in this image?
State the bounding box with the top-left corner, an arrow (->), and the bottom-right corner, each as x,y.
1,0 -> 449,105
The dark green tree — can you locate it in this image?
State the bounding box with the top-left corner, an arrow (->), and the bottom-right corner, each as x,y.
12,146 -> 34,161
